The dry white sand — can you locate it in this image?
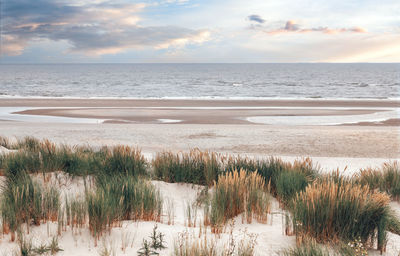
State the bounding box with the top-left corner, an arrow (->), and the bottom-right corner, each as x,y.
0,173 -> 294,256
0,173 -> 398,255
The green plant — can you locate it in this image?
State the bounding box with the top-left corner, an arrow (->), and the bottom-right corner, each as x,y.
276,171 -> 308,204
291,180 -> 395,252
149,224 -> 167,250
48,236 -> 63,255
3,151 -> 41,176
210,170 -> 270,233
281,241 -> 331,256
357,162 -> 400,201
224,156 -> 319,200
173,228 -> 257,256
32,243 -> 50,255
65,196 -> 87,229
17,136 -> 41,152
18,236 -> 34,256
87,176 -> 162,243
137,239 -> 159,256
1,168 -> 60,241
101,146 -> 147,177
98,242 -> 116,256
342,238 -> 368,256
153,150 -> 221,186
173,231 -> 218,256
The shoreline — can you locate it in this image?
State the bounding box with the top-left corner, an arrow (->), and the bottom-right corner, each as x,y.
0,97 -> 399,108
0,98 -> 398,126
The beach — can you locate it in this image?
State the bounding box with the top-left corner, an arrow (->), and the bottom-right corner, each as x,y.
2,1 -> 400,254
0,98 -> 399,172
0,98 -> 399,255
0,98 -> 399,158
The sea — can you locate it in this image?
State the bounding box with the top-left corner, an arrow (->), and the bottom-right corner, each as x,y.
0,63 -> 399,99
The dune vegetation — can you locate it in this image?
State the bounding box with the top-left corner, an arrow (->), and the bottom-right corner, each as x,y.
0,136 -> 399,255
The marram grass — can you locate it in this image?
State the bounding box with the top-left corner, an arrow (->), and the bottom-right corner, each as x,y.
87,175 -> 162,243
356,161 -> 400,201
101,145 -> 147,177
153,149 -> 221,186
224,156 -> 319,203
291,180 -> 393,252
1,169 -> 60,241
210,169 -> 270,233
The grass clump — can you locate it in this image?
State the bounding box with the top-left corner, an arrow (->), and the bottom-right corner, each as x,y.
65,196 -> 87,229
87,176 -> 162,243
38,141 -> 90,176
1,169 -> 60,241
173,227 -> 257,256
357,161 -> 400,201
17,136 -> 41,152
224,157 -> 319,204
153,150 -> 221,186
100,146 -> 147,177
291,180 -> 394,252
280,241 -> 331,256
2,151 -> 41,175
210,169 -> 270,233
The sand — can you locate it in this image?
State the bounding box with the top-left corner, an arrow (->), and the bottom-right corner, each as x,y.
1,98 -> 399,125
0,172 -> 398,255
0,173 -> 294,256
0,98 -> 399,255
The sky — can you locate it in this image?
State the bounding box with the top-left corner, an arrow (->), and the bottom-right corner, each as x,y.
0,0 -> 399,63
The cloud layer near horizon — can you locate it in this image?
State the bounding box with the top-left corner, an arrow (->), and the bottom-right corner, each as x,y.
1,0 -> 399,62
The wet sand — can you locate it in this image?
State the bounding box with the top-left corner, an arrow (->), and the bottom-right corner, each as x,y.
0,98 -> 399,160
1,98 -> 399,125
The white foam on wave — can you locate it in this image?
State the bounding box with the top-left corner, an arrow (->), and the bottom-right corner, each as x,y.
246,109 -> 400,125
1,95 -> 400,101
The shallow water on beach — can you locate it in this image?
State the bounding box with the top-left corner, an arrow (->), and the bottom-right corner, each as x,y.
0,63 -> 399,99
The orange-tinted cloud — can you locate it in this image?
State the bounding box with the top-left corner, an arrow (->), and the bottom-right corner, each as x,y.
1,0 -> 210,57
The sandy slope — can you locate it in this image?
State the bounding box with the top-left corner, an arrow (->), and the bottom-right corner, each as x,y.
0,164 -> 398,255
0,174 -> 294,256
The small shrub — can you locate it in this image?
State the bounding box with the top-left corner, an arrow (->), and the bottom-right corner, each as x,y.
137,239 -> 158,256
138,224 -> 167,255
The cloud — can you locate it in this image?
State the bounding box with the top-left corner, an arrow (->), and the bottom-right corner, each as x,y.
248,15 -> 265,24
250,20 -> 367,35
284,20 -> 299,31
1,0 -> 209,56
